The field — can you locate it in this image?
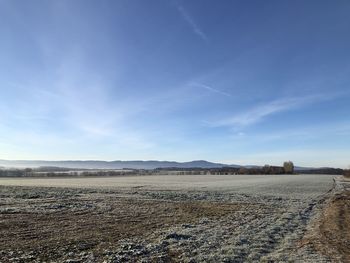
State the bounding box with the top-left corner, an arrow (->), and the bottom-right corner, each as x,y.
0,174 -> 347,262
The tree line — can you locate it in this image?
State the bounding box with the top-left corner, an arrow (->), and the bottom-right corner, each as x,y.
1,162 -> 349,177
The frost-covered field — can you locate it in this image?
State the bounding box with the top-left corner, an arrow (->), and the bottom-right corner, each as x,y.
0,174 -> 336,262
0,174 -> 334,197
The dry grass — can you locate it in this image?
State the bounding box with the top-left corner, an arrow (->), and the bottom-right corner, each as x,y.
301,190 -> 350,262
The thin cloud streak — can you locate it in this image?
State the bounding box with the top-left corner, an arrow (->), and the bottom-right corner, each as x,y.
191,82 -> 232,97
212,94 -> 335,128
176,4 -> 208,41
228,122 -> 350,142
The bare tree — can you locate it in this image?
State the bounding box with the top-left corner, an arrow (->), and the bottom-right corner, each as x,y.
283,161 -> 294,174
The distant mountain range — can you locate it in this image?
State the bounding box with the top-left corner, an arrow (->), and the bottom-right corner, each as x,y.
0,159 -> 239,169
0,159 -> 325,170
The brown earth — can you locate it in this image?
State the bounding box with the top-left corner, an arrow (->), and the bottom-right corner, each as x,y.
0,175 -> 338,262
301,188 -> 350,262
0,187 -> 253,262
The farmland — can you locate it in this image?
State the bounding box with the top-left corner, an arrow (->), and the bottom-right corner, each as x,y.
0,174 -> 347,262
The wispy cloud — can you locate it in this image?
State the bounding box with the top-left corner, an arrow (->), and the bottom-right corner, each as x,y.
176,4 -> 208,41
191,82 -> 232,97
211,94 -> 334,128
0,52 -> 156,154
228,122 -> 350,142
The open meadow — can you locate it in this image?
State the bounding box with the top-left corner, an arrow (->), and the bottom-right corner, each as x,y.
0,174 -> 348,262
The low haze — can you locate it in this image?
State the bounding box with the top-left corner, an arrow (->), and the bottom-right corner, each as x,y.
1,0 -> 350,168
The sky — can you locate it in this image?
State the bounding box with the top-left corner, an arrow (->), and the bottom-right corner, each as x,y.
0,0 -> 350,168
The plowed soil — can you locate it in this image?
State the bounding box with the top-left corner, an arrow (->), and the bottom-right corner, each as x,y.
0,174 -> 339,262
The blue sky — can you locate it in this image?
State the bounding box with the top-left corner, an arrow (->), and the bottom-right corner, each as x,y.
0,0 -> 350,168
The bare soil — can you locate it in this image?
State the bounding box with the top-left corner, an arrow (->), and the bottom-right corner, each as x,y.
301,179 -> 350,262
0,174 -> 341,262
0,186 -> 261,262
